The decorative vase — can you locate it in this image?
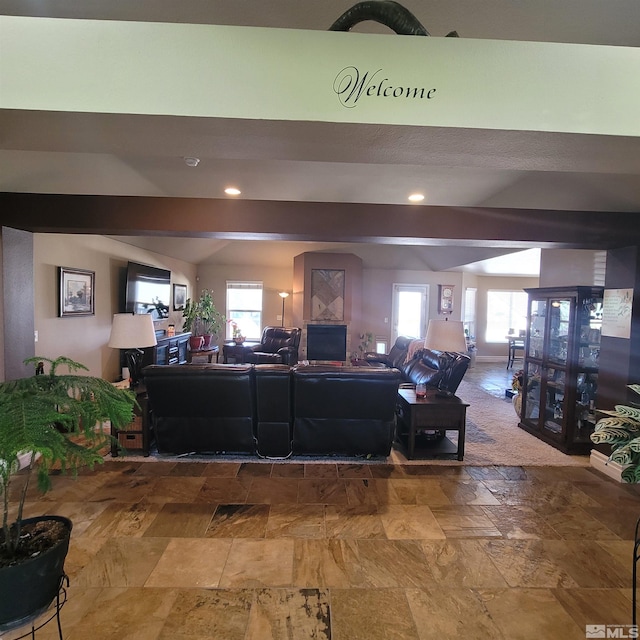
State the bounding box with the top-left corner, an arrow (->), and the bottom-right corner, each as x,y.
234,336 -> 245,345
512,392 -> 522,417
189,335 -> 204,351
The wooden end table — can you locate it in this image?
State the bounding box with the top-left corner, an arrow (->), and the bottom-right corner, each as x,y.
187,345 -> 219,363
396,388 -> 469,460
222,341 -> 260,364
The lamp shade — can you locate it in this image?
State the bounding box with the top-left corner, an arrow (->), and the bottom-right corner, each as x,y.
108,313 -> 157,349
424,320 -> 467,353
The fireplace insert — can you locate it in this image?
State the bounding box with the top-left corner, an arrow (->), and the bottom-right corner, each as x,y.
306,324 -> 347,361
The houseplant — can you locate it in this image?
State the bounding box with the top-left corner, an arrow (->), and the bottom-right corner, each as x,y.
229,320 -> 245,345
358,332 -> 375,357
0,356 -> 135,627
352,332 -> 375,362
590,384 -> 640,482
182,289 -> 225,349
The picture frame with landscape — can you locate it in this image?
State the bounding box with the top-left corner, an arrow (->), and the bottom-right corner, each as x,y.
59,267 -> 95,317
173,283 -> 187,310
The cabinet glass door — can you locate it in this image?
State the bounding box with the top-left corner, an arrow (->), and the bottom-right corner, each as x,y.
573,371 -> 599,443
523,362 -> 542,428
543,367 -> 566,439
577,296 -> 603,368
548,298 -> 571,365
528,299 -> 546,360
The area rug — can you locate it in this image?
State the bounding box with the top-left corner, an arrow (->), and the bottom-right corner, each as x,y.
109,378 -> 589,467
441,379 -> 588,467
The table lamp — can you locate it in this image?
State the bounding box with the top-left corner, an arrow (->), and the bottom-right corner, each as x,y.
424,319 -> 467,397
108,313 -> 157,387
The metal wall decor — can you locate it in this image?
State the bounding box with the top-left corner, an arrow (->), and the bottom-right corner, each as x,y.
311,269 -> 345,321
329,0 -> 458,37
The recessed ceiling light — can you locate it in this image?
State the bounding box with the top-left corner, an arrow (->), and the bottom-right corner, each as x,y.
184,157 -> 200,167
408,193 -> 425,202
224,187 -> 241,196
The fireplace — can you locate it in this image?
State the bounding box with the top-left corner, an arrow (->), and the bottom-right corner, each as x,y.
306,324 -> 347,362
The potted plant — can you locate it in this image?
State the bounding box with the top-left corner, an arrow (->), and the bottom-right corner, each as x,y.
229,321 -> 245,345
590,384 -> 640,482
182,289 -> 225,350
351,332 -> 374,362
0,356 -> 135,628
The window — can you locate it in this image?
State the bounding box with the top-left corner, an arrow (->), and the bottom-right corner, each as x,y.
486,290 -> 528,343
226,282 -> 263,340
463,287 -> 477,339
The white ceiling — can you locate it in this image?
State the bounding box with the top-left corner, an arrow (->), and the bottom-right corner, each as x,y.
1,1 -> 639,275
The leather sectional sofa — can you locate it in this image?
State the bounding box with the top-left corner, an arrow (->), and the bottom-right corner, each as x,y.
366,337 -> 470,395
143,363 -> 401,458
142,338 -> 469,459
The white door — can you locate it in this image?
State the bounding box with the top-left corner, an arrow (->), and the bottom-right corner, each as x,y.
391,284 -> 429,342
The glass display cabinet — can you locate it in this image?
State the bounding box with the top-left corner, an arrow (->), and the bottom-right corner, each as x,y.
519,286 -> 603,454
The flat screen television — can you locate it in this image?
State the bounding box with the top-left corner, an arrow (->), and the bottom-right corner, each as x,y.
124,261 -> 171,319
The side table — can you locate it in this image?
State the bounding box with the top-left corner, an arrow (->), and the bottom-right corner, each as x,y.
111,385 -> 151,457
396,388 -> 469,460
222,341 -> 260,364
187,345 -> 219,363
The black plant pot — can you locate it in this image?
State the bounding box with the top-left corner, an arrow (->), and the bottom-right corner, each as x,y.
0,515 -> 72,630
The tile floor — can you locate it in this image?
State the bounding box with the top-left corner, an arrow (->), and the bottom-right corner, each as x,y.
6,363 -> 640,640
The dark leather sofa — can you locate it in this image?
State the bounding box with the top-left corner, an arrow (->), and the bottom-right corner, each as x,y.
292,365 -> 401,456
366,336 -> 470,394
245,326 -> 301,365
143,364 -> 256,455
364,336 -> 415,369
143,362 -> 401,457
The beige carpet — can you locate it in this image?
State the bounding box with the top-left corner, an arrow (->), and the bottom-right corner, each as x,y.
411,378 -> 589,467
111,377 -> 588,467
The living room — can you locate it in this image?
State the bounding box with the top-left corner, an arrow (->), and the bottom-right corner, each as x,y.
6,228 -> 604,383
4,4 -> 640,638
2,3 -> 640,390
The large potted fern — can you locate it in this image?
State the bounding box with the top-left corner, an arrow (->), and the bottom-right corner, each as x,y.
0,356 -> 135,629
590,384 -> 640,483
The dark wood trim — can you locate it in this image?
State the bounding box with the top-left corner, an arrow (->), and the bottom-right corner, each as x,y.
1,192 -> 639,249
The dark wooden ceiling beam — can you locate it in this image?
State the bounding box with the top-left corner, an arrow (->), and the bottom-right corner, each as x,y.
0,192 -> 635,249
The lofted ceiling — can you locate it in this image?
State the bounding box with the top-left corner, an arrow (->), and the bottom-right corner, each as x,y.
1,1 -> 639,275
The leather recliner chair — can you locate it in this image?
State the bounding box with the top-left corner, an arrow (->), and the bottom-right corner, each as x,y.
246,326 -> 301,365
365,336 -> 470,395
364,336 -> 414,369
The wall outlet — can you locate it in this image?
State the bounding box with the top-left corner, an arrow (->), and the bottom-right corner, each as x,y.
34,330 -> 38,342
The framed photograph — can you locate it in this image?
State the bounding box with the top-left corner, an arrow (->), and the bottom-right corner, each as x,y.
59,267 -> 95,317
173,283 -> 187,310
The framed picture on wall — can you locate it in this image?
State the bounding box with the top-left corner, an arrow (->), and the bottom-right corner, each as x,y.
59,267 -> 95,317
173,283 -> 187,310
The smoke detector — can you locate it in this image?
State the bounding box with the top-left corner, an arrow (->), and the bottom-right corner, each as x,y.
184,157 -> 200,167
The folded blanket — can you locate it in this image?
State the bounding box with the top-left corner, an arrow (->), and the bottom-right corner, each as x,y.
404,338 -> 425,364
